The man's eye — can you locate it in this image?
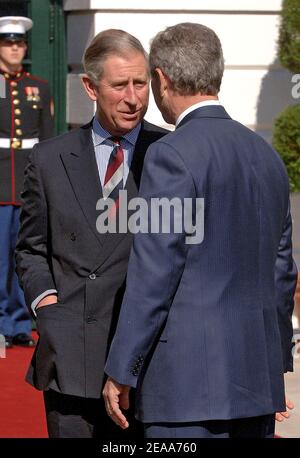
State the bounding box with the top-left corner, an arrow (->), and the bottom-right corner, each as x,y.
135,83 -> 146,89
113,83 -> 125,89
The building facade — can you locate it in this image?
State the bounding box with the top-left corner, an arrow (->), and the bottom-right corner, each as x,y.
64,0 -> 298,143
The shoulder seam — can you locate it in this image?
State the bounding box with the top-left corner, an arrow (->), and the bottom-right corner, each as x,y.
26,74 -> 48,84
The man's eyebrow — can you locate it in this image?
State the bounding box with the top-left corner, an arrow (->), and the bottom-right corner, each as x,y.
111,77 -> 148,84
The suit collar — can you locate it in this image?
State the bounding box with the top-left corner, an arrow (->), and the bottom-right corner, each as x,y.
176,100 -> 221,126
176,105 -> 232,129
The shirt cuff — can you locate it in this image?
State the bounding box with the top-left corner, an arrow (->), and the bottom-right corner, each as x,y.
31,289 -> 58,316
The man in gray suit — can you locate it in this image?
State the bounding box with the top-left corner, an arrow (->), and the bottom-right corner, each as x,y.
15,29 -> 167,438
103,23 -> 297,438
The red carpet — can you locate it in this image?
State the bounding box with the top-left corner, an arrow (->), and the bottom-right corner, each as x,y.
0,333 -> 284,439
0,332 -> 48,438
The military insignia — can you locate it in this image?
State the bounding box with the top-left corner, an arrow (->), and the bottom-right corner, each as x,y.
32,87 -> 40,102
25,86 -> 40,102
25,86 -> 33,101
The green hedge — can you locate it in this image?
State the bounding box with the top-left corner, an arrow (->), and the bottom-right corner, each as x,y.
278,0 -> 300,73
273,104 -> 300,192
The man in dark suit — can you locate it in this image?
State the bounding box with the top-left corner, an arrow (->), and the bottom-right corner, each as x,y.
103,23 -> 298,438
15,29 -> 166,438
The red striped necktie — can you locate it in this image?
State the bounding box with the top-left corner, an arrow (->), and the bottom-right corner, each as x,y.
103,137 -> 124,201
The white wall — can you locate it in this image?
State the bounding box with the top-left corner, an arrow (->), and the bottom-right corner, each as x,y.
65,1 -> 296,142
64,0 -> 283,12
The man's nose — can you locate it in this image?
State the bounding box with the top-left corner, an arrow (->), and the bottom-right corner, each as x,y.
124,84 -> 138,106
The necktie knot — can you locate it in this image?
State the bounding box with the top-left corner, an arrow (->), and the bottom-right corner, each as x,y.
110,136 -> 122,146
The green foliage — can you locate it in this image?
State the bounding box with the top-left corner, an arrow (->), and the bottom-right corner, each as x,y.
278,0 -> 300,73
273,104 -> 300,192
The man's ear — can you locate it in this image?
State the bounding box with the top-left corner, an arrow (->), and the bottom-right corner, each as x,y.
81,74 -> 98,102
154,68 -> 169,97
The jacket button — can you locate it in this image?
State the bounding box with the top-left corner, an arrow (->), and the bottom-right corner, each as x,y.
86,316 -> 97,323
70,232 -> 76,241
89,273 -> 96,280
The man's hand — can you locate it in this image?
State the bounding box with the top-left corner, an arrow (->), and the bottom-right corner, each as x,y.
36,294 -> 58,310
102,377 -> 131,429
275,397 -> 294,422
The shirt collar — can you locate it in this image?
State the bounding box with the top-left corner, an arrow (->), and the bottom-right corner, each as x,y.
176,100 -> 221,127
92,116 -> 141,147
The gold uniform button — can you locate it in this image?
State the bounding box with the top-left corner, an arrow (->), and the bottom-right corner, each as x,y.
16,129 -> 23,136
15,108 -> 21,115
13,99 -> 20,105
11,139 -> 21,149
4,73 -> 9,79
10,81 -> 17,87
12,90 -> 18,96
32,104 -> 38,109
15,119 -> 21,126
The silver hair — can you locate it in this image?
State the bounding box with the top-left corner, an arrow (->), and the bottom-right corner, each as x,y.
149,23 -> 224,95
82,29 -> 149,85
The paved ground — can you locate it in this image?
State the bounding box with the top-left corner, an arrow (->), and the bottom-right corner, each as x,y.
275,193 -> 300,438
275,355 -> 300,438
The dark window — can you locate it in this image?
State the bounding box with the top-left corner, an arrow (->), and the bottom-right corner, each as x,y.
0,0 -> 29,16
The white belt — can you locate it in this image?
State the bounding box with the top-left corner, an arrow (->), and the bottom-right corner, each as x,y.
0,138 -> 39,149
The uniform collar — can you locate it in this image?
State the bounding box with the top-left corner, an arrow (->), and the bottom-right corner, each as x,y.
0,66 -> 25,80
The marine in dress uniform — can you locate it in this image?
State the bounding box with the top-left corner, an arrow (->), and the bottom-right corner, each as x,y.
0,16 -> 53,348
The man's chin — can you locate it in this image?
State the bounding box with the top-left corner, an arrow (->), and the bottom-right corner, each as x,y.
117,118 -> 142,133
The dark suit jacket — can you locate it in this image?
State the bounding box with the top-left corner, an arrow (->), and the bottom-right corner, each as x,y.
15,119 -> 167,398
105,105 -> 298,422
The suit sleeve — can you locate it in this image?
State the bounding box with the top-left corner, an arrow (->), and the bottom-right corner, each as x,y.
105,141 -> 196,387
275,202 -> 298,372
39,82 -> 54,140
15,145 -> 56,311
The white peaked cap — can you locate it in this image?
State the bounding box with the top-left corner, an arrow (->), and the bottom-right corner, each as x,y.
0,16 -> 33,36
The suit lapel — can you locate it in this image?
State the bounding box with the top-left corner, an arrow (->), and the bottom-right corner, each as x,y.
89,122 -> 153,271
60,121 -> 163,270
60,122 -> 104,247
